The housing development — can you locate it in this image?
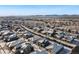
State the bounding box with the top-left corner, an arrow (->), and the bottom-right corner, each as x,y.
0,15 -> 79,54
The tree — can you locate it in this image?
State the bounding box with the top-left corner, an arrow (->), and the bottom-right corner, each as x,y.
71,46 -> 79,54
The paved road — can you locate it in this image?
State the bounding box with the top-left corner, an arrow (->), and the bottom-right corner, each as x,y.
21,24 -> 76,49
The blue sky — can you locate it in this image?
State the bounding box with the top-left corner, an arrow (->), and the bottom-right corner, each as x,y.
0,5 -> 79,16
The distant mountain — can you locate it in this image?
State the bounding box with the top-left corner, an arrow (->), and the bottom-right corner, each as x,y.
0,15 -> 79,21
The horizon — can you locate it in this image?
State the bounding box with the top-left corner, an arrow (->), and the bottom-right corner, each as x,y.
0,5 -> 79,16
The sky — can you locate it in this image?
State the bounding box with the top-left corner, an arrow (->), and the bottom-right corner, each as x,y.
0,5 -> 79,16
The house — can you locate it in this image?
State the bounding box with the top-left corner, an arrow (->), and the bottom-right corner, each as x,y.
7,39 -> 25,49
52,43 -> 64,54
46,43 -> 64,54
8,34 -> 19,42
31,50 -> 48,54
55,31 -> 66,39
65,36 -> 75,43
33,27 -> 40,32
47,30 -> 54,37
71,38 -> 79,46
4,33 -> 19,42
15,43 -> 34,54
41,31 -> 47,35
23,31 -> 33,39
28,35 -> 41,43
2,30 -> 10,36
36,39 -> 51,48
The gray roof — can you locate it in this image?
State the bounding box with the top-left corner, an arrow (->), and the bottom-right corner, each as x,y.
52,43 -> 64,54
31,50 -> 48,54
